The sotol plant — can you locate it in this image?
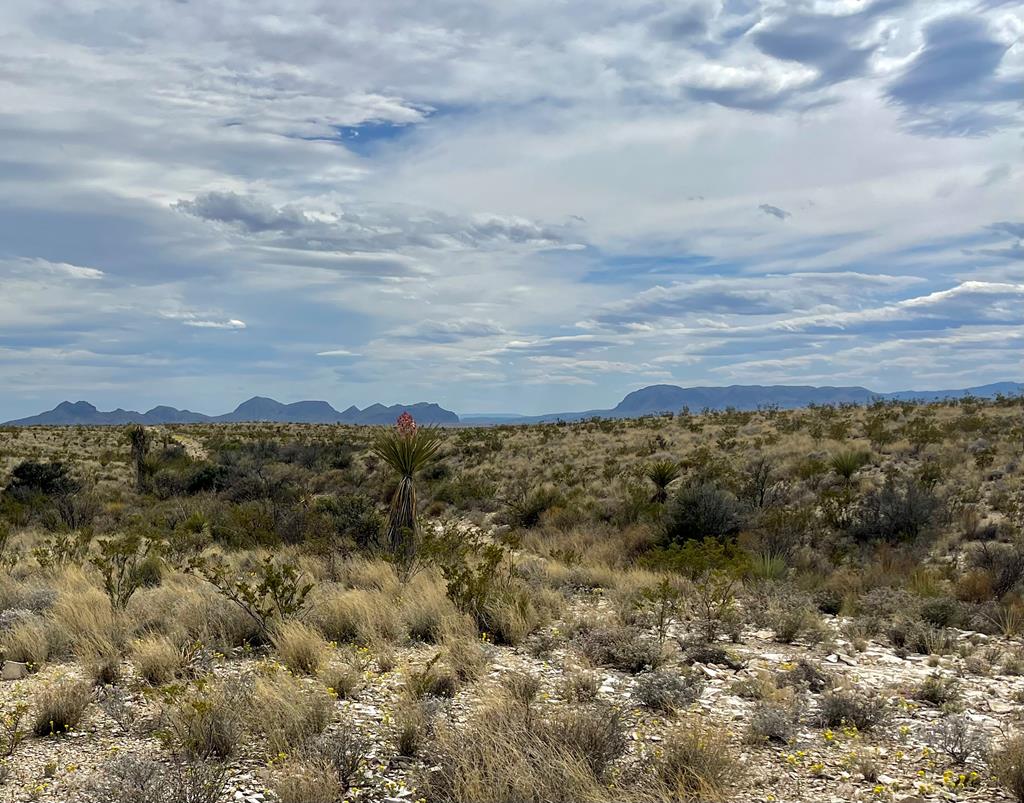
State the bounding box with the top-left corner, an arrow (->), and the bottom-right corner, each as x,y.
646,460 -> 681,504
373,412 -> 442,561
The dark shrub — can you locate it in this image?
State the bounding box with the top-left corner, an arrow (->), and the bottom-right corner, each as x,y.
920,596 -> 962,628
664,483 -> 743,544
5,461 -> 80,497
316,494 -> 383,548
849,476 -> 940,543
503,485 -> 562,529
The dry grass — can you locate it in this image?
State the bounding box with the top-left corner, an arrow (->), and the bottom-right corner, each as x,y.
132,634 -> 184,685
252,663 -> 333,755
32,674 -> 92,736
272,620 -> 331,675
420,698 -> 618,803
2,615 -> 51,666
306,585 -> 405,645
653,721 -> 741,802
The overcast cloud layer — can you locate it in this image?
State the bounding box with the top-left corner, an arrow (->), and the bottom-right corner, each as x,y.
1,0 -> 1022,418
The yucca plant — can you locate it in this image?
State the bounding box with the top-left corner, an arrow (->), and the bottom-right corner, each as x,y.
372,412 -> 443,560
126,424 -> 150,493
646,460 -> 681,504
830,449 -> 870,485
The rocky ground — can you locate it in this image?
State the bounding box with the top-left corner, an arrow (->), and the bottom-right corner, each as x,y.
0,585 -> 1017,803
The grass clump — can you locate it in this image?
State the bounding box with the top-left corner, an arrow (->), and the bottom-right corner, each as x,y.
653,721 -> 741,802
272,620 -> 330,675
32,675 -> 92,736
132,634 -> 184,685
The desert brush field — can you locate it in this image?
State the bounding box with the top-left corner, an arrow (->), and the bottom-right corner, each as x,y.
0,397 -> 1023,802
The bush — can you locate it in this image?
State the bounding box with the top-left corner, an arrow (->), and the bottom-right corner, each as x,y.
315,494 -> 383,548
664,483 -> 744,544
575,623 -> 663,673
849,476 -> 940,543
930,713 -> 987,765
78,753 -> 227,803
920,596 -> 962,628
164,675 -> 250,759
32,676 -> 91,736
914,673 -> 960,707
632,669 -> 705,712
776,659 -> 832,694
818,686 -> 889,731
746,698 -> 798,744
503,485 -> 562,529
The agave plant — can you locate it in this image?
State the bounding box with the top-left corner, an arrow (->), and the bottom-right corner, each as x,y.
645,459 -> 681,504
372,412 -> 443,559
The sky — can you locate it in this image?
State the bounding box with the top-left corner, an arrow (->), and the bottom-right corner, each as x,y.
1,0 -> 1023,419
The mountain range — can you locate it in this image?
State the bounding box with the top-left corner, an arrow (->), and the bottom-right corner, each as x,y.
4,398 -> 459,426
4,381 -> 1022,426
463,381 -> 1024,424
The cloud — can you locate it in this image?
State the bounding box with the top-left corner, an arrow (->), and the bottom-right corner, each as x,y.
184,318 -> 247,329
589,272 -> 924,328
173,192 -> 310,233
316,349 -> 359,357
990,221 -> 1024,239
752,0 -> 909,86
175,192 -> 578,253
759,204 -> 791,220
0,0 -> 1022,417
885,15 -> 1023,136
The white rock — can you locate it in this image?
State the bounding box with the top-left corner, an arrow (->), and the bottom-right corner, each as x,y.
1,661 -> 28,681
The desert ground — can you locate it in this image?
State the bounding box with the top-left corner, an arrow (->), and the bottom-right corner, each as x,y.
0,396 -> 1023,802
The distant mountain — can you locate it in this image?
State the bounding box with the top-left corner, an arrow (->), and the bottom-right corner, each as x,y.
5,397 -> 459,426
464,381 -> 1024,424
607,381 -> 1024,416
6,381 -> 1021,427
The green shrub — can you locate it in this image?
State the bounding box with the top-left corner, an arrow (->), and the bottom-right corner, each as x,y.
664,483 -> 744,544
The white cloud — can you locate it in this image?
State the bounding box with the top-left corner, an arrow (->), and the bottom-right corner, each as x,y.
0,0 -> 1021,416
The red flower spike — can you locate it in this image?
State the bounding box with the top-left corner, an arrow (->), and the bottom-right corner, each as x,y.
396,411 -> 417,437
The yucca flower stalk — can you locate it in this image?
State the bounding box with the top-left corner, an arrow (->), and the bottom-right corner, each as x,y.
373,412 -> 442,559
